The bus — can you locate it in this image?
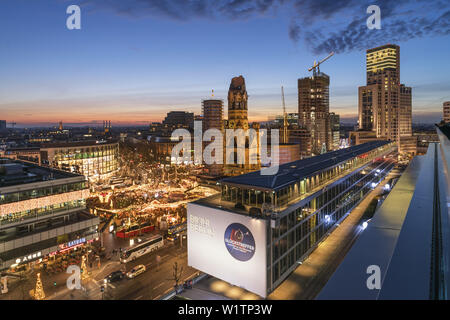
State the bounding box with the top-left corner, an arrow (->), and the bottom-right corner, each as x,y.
116,222 -> 155,239
120,235 -> 164,263
166,222 -> 187,241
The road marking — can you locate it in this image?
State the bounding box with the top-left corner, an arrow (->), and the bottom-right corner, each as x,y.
153,283 -> 164,290
134,295 -> 143,300
108,283 -> 116,289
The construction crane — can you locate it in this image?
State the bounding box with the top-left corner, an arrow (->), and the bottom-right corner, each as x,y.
281,86 -> 288,144
308,52 -> 334,76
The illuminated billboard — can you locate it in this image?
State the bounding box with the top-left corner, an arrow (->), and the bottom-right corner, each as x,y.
187,203 -> 267,297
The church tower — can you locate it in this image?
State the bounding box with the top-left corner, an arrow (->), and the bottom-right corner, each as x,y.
227,75 -> 249,130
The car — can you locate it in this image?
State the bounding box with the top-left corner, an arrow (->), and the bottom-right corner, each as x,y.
126,264 -> 146,279
105,270 -> 125,283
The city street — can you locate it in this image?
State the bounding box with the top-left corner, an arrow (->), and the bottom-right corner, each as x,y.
0,229 -> 195,300
49,236 -> 196,300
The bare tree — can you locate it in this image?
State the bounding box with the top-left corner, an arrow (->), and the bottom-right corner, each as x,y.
167,262 -> 184,289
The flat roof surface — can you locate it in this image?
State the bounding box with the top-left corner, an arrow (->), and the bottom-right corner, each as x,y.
41,139 -> 118,148
0,159 -> 82,188
221,141 -> 390,191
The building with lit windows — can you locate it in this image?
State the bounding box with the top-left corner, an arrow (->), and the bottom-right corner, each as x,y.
162,111 -> 194,129
0,147 -> 41,164
188,141 -> 396,297
40,140 -> 119,182
0,159 -> 99,271
443,101 -> 450,123
298,73 -> 332,155
329,112 -> 340,151
358,44 -> 413,151
202,99 -> 224,177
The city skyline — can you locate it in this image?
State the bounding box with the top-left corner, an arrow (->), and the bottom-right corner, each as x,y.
1,0 -> 450,305
1,0 -> 449,127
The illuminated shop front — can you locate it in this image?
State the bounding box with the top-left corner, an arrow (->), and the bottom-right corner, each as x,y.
188,141 -> 396,297
40,140 -> 119,181
0,159 -> 99,271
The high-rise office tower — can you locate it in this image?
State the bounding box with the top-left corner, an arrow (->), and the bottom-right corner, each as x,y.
202,99 -> 224,177
358,44 -> 412,144
298,73 -> 332,154
366,44 -> 400,84
399,85 -> 412,137
227,75 -> 249,130
444,101 -> 450,123
329,112 -> 340,150
163,111 -> 194,129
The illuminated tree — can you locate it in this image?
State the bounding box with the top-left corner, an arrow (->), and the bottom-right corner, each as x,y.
33,273 -> 45,300
81,255 -> 89,280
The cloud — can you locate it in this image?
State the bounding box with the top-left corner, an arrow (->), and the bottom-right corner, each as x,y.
80,0 -> 280,20
302,7 -> 450,54
80,0 -> 449,54
288,23 -> 301,42
288,0 -> 450,53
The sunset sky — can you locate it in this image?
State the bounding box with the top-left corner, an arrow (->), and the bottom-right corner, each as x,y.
0,0 -> 449,127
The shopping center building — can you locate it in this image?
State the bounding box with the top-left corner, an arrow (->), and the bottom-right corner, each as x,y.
0,159 -> 99,271
40,140 -> 119,182
187,140 -> 396,297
